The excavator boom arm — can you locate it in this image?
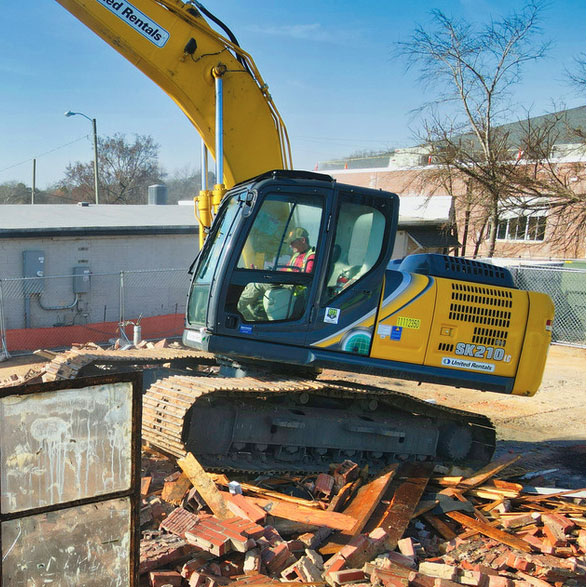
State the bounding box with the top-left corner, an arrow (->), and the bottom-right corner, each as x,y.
55,0 -> 292,187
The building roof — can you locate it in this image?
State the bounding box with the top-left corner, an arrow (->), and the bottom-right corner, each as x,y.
0,204 -> 198,237
0,199 -> 448,238
319,105 -> 586,171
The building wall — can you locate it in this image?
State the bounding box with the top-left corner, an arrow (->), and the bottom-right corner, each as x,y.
331,162 -> 586,260
0,233 -> 198,331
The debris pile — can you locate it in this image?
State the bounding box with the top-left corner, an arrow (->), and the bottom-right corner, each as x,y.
0,339 -> 210,388
140,450 -> 586,587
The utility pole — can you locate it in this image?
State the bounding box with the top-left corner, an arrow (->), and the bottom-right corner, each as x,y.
31,159 -> 36,204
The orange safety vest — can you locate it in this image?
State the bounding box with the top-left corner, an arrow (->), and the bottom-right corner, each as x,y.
288,248 -> 315,272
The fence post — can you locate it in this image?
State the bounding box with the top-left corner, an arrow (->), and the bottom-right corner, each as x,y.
0,280 -> 10,361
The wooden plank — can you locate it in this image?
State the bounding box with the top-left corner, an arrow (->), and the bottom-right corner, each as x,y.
140,476 -> 152,497
211,475 -> 324,509
457,455 -> 521,490
342,464 -> 399,535
250,496 -> 356,532
327,480 -> 355,512
319,465 -> 398,556
177,452 -> 233,520
161,472 -> 192,506
378,462 -> 434,550
422,513 -> 457,540
446,510 -> 533,553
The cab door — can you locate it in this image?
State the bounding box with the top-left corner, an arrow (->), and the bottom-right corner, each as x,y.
214,178 -> 332,348
307,188 -> 399,356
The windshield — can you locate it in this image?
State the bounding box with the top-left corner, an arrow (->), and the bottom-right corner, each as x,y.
186,194 -> 241,326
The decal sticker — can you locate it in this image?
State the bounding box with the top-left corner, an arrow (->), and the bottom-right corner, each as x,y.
455,343 -> 511,363
185,327 -> 208,344
442,357 -> 495,373
341,328 -> 371,355
324,307 -> 340,324
96,0 -> 170,47
239,325 -> 253,334
390,326 -> 403,341
377,324 -> 392,338
396,316 -> 421,330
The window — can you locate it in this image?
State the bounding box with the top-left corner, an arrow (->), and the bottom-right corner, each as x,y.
321,196 -> 386,304
235,194 -> 323,322
494,214 -> 547,242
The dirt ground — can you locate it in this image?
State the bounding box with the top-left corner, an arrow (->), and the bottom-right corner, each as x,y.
323,344 -> 587,489
1,344 -> 585,488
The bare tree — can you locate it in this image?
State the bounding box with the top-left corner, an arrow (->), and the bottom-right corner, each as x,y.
0,181 -> 31,204
398,2 -> 550,256
505,110 -> 586,256
565,53 -> 586,95
60,133 -> 164,204
165,165 -> 216,205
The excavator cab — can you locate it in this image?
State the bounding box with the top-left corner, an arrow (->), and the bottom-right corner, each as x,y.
184,170 -> 398,369
184,169 -> 553,397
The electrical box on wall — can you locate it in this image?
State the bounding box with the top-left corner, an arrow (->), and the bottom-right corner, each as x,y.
73,266 -> 91,294
22,250 -> 45,293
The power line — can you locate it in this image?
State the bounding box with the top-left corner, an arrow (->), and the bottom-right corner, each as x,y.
0,134 -> 90,176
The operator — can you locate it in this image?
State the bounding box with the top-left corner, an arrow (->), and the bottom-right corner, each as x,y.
238,227 -> 315,321
286,227 -> 315,273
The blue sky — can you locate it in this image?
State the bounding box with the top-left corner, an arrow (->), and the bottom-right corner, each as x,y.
1,1 -> 584,189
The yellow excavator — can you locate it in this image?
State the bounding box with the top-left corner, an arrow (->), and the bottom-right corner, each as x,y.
48,0 -> 554,472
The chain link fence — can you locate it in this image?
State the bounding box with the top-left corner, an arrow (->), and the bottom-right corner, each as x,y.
1,264 -> 584,358
0,269 -> 190,358
510,265 -> 586,347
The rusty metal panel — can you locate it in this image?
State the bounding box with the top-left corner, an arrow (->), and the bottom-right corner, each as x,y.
0,373 -> 142,587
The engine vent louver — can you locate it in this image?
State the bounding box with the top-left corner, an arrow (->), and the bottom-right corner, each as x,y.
449,283 -> 512,328
438,342 -> 454,352
472,327 -> 508,347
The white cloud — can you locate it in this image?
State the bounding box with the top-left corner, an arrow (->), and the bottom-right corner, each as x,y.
246,23 -> 353,44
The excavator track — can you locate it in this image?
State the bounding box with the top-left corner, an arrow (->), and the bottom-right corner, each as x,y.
38,346 -> 496,474
41,347 -> 217,382
142,374 -> 496,474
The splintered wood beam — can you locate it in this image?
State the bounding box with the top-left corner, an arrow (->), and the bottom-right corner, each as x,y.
457,455 -> 521,490
177,452 -> 233,520
447,510 -> 534,553
343,464 -> 399,536
374,462 -> 434,550
319,465 -> 398,556
250,496 -> 356,532
422,513 -> 458,540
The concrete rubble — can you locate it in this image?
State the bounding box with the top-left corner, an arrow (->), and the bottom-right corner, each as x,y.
140,449 -> 586,587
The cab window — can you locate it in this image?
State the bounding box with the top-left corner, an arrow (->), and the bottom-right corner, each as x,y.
230,194 -> 323,322
322,197 -> 386,304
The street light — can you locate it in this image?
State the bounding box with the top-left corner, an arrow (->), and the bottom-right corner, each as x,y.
65,110 -> 100,204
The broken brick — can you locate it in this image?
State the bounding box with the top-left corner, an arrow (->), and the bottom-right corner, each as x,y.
315,473 -> 335,499
224,493 -> 266,524
261,541 -> 295,574
397,537 -> 418,558
149,570 -> 183,587
486,577 -> 514,587
333,460 -> 360,491
326,567 -> 367,586
243,549 -> 262,575
159,507 -> 200,537
418,562 -> 458,581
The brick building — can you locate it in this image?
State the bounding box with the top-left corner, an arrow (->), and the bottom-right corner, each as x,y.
321,106 -> 586,260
